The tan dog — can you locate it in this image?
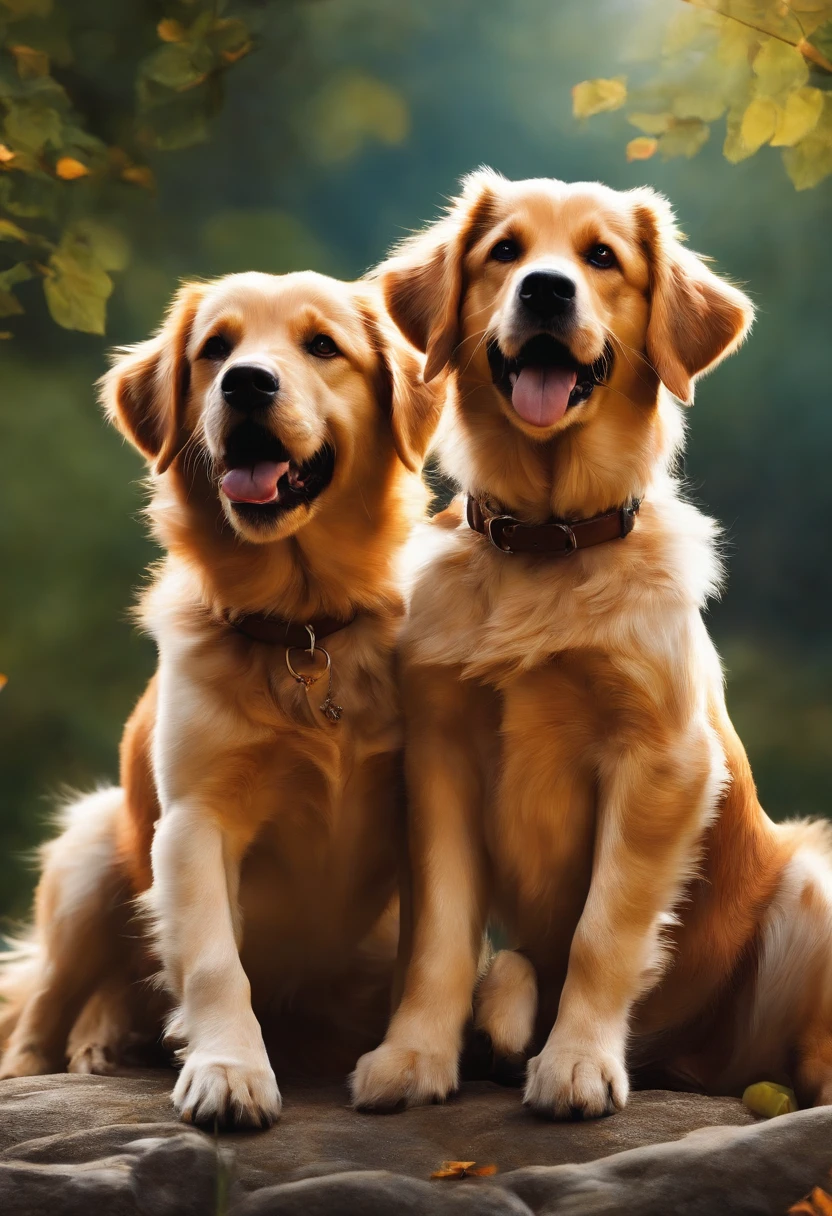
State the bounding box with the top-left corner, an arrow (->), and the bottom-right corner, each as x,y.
350,170 -> 832,1118
0,271 -> 441,1127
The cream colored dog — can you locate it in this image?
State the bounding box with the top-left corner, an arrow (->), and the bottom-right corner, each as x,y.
351,170 -> 832,1118
0,271 -> 441,1127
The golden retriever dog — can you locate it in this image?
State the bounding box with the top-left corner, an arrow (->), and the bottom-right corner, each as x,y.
0,270 -> 441,1127
350,169 -> 832,1118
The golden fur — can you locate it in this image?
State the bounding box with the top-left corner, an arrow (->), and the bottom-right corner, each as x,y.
350,170 -> 832,1117
0,271 -> 442,1126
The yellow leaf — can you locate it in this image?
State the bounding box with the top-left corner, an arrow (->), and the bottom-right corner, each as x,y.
740,98 -> 779,153
742,1081 -> 797,1117
717,20 -> 758,67
11,44 -> 49,79
572,77 -> 627,119
671,91 -> 725,123
121,164 -> 156,190
157,18 -> 187,43
627,136 -> 658,161
628,112 -> 672,136
782,97 -> 832,189
55,156 -> 90,180
753,37 -> 808,98
0,144 -> 15,164
771,86 -> 824,146
0,674 -> 7,690
0,333 -> 11,340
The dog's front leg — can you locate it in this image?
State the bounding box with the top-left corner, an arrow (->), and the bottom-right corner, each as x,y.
351,666 -> 491,1110
525,727 -> 723,1119
151,803 -> 281,1127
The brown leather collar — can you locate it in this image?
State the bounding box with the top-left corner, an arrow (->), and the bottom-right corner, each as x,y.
466,495 -> 640,556
225,610 -> 357,647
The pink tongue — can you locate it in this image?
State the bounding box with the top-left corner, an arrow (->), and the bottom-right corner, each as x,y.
511,366 -> 577,428
221,461 -> 290,504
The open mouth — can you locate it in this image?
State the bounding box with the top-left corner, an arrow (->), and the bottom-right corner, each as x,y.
487,334 -> 612,429
219,420 -> 335,524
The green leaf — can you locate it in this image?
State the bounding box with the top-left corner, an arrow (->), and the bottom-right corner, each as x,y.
0,260 -> 32,317
43,230 -> 113,335
70,219 -> 129,271
0,170 -> 58,219
658,119 -> 710,159
752,38 -> 808,99
142,42 -> 214,91
3,100 -> 62,152
0,216 -> 29,242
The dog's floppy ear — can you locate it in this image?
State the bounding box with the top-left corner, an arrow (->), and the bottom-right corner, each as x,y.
634,190 -> 754,404
361,296 -> 445,473
376,168 -> 502,383
99,282 -> 205,473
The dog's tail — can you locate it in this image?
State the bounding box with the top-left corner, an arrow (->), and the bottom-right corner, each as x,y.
0,786 -> 127,1050
474,948 -> 538,1059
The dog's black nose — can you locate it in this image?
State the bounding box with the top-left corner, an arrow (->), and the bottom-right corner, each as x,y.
519,271 -> 576,320
221,364 -> 279,412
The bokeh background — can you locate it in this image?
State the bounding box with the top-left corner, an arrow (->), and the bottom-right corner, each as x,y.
1,0 -> 830,921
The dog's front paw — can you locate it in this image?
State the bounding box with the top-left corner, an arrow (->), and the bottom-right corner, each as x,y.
524,1039 -> 629,1120
0,1042 -> 58,1079
173,1051 -> 281,1128
350,1040 -> 458,1111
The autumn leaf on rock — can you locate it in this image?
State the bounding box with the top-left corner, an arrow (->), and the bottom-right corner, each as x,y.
431,1161 -> 498,1180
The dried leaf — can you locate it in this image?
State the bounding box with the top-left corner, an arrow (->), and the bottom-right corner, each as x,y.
431,1160 -> 497,1180
789,1187 -> 832,1215
572,77 -> 627,119
55,156 -> 89,180
627,136 -> 658,161
11,44 -> 50,80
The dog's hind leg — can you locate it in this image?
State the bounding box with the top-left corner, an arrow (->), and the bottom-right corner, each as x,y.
475,948 -> 538,1061
0,787 -> 132,1078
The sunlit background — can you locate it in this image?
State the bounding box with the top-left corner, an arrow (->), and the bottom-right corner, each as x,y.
1,0 -> 830,919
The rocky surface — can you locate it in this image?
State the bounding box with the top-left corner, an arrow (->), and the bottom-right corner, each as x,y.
0,1069 -> 827,1213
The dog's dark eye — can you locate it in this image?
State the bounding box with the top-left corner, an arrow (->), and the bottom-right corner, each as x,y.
308,333 -> 340,359
200,334 -> 233,361
490,238 -> 520,263
587,244 -> 617,270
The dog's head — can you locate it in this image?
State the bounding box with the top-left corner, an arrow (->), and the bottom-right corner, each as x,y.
378,170 -> 753,453
100,271 -> 439,546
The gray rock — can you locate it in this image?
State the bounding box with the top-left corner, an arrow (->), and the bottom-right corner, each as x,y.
0,1068 -> 827,1214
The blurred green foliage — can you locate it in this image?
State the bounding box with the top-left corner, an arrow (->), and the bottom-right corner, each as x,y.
1,0 -> 830,921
